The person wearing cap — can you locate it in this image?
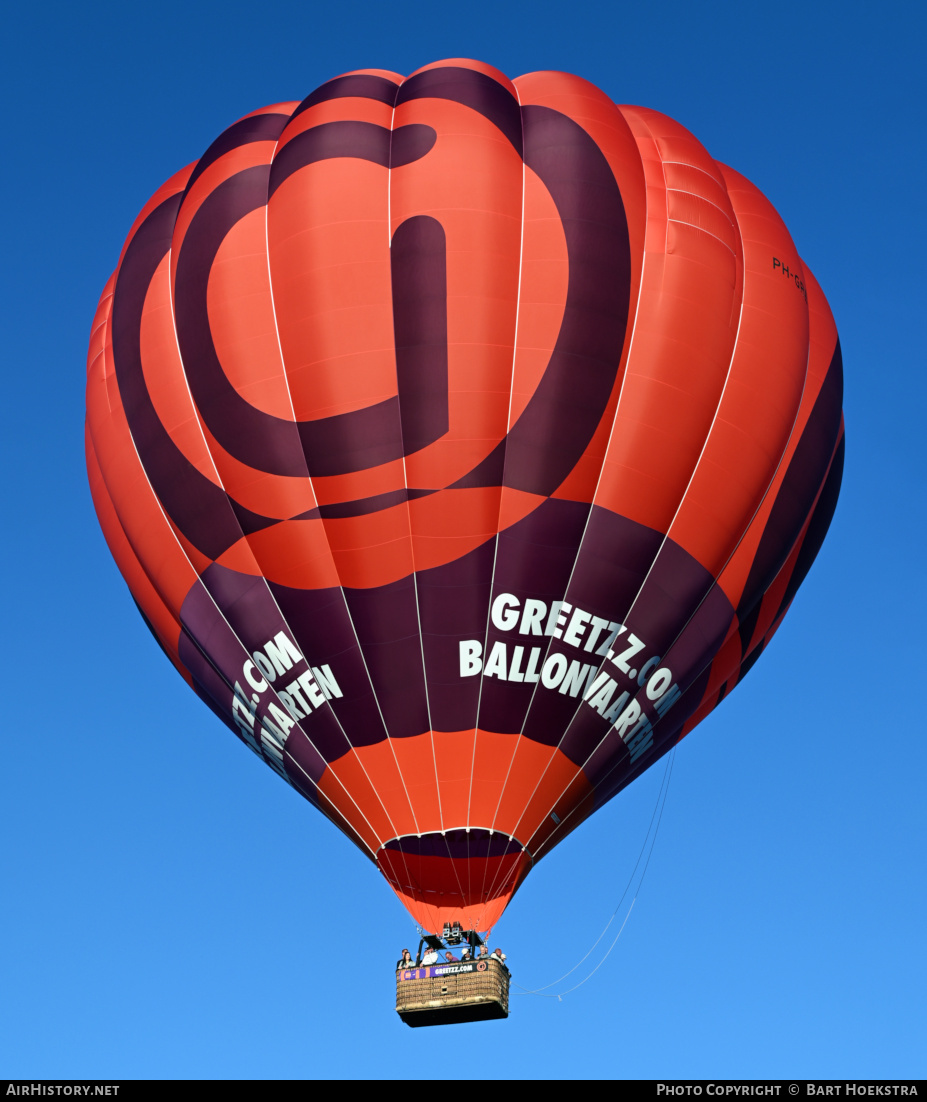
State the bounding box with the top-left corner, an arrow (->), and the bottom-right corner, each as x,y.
490,947 -> 507,969
460,947 -> 472,961
421,945 -> 439,967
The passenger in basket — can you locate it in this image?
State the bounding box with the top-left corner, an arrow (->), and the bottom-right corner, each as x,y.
490,947 -> 507,968
396,948 -> 414,970
421,945 -> 439,967
444,950 -> 458,963
460,947 -> 472,961
477,945 -> 489,960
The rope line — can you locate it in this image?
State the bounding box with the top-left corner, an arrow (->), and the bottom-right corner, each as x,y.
511,747 -> 675,999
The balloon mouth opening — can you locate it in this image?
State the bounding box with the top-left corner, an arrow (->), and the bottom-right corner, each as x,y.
377,828 -> 531,932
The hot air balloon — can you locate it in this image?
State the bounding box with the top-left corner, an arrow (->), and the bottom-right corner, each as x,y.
86,59 -> 844,968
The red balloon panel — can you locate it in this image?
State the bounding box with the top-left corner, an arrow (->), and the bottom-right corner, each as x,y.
87,60 -> 843,932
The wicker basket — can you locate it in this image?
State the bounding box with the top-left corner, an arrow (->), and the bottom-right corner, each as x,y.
396,958 -> 510,1027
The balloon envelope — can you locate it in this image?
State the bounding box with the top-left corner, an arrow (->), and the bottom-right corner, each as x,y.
86,59 -> 844,932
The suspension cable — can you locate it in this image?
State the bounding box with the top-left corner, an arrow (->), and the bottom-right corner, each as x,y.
511,746 -> 676,999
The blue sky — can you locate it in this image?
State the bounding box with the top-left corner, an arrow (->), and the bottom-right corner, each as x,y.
1,0 -> 924,1080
